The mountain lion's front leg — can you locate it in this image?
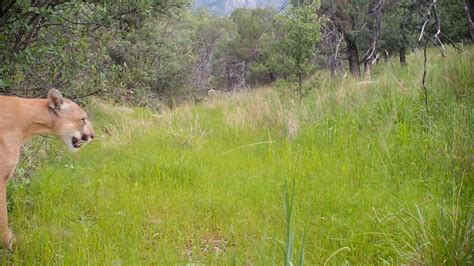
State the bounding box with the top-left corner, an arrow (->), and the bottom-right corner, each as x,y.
0,180 -> 14,250
0,144 -> 20,250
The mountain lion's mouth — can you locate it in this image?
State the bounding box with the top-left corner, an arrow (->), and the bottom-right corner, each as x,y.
71,136 -> 84,149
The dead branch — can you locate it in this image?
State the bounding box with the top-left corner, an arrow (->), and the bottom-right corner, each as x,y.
417,0 -> 443,118
363,0 -> 385,79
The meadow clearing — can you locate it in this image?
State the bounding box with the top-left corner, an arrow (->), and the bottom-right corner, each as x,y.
2,48 -> 472,264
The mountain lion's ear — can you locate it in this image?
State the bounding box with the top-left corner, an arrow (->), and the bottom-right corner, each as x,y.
47,89 -> 64,112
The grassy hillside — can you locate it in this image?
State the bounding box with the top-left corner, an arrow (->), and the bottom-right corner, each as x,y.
2,48 -> 473,264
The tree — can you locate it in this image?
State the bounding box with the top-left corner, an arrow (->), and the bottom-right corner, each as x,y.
319,0 -> 412,77
319,0 -> 370,78
362,0 -> 386,79
379,0 -> 418,65
0,1 -> 109,98
466,0 -> 474,40
214,7 -> 277,91
190,10 -> 230,92
0,0 -> 189,99
106,11 -> 195,103
438,0 -> 471,42
259,3 -> 321,100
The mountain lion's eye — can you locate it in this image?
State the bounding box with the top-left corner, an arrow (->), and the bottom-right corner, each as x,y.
81,118 -> 86,125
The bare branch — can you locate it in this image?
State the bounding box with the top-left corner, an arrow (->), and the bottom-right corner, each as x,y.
431,1 -> 445,51
363,0 -> 385,79
418,19 -> 430,41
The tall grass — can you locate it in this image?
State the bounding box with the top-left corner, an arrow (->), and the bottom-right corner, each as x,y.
283,178 -> 306,266
2,47 -> 472,264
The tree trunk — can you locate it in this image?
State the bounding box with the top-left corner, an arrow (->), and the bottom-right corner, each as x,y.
326,29 -> 343,76
298,72 -> 303,101
399,47 -> 406,65
269,72 -> 276,82
192,42 -> 217,91
345,35 -> 360,78
382,51 -> 389,61
225,59 -> 246,92
364,61 -> 372,80
465,0 -> 474,40
363,1 -> 384,81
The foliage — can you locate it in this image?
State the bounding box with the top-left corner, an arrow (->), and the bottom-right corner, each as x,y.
438,0 -> 471,42
106,12 -> 195,103
191,10 -> 234,93
0,0 -> 189,101
317,0 -> 471,77
1,0 -> 472,102
379,0 -> 418,57
228,8 -> 276,63
258,4 -> 321,99
212,7 -> 277,90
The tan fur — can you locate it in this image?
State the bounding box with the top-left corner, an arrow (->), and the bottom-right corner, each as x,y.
0,89 -> 95,250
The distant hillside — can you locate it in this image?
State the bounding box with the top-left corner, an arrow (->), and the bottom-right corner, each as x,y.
194,0 -> 282,15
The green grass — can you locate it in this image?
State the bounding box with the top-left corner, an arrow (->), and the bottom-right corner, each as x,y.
2,47 -> 473,264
